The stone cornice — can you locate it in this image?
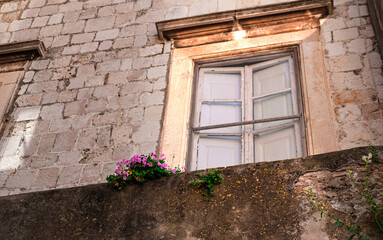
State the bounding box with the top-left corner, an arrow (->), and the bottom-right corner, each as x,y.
156,0 -> 333,43
0,40 -> 46,64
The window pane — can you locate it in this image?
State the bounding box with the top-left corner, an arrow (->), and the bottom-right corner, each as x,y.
253,126 -> 297,162
253,92 -> 293,120
203,72 -> 241,100
253,60 -> 291,97
197,136 -> 241,170
200,102 -> 242,133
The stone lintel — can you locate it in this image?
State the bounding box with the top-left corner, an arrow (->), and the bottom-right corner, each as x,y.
156,0 -> 333,41
0,40 -> 47,64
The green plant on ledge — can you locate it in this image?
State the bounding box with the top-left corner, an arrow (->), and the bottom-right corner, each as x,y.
190,169 -> 223,201
106,153 -> 185,190
308,144 -> 382,240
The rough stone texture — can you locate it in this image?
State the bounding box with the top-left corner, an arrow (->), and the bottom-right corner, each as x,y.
0,0 -> 382,197
0,147 -> 382,240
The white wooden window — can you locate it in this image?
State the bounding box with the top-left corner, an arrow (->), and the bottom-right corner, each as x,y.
191,55 -> 304,170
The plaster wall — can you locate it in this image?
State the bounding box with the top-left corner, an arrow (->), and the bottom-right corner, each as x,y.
0,0 -> 382,196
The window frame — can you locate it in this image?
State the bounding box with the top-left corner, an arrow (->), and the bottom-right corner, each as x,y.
188,49 -> 307,171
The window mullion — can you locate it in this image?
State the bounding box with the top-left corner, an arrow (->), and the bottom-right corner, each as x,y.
244,65 -> 253,164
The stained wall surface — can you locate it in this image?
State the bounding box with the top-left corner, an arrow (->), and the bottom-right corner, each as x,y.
0,146 -> 382,239
0,0 -> 382,196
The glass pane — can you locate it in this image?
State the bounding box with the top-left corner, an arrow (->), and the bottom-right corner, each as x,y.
203,72 -> 241,100
197,136 -> 241,170
253,60 -> 291,97
253,126 -> 297,162
253,91 -> 293,120
200,102 -> 241,133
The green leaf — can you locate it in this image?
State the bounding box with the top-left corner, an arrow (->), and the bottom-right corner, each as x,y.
335,221 -> 339,227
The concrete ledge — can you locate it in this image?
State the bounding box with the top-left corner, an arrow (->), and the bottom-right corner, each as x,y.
0,146 -> 382,239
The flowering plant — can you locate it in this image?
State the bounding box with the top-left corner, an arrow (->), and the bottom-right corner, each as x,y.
106,153 -> 184,190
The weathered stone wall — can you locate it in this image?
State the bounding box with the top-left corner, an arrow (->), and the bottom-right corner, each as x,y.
0,0 -> 382,197
0,146 -> 382,239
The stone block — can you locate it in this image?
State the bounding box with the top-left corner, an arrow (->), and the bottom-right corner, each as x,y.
86,99 -> 107,113
133,35 -> 147,47
79,8 -> 97,20
96,60 -> 121,73
57,165 -> 82,186
148,66 -> 167,79
57,90 -> 77,103
98,41 -> 113,51
29,0 -> 46,8
31,16 -> 49,28
153,54 -> 170,66
61,21 -> 85,34
93,85 -> 119,98
111,123 -> 132,145
58,2 -> 83,13
153,77 -> 167,90
62,45 -> 80,55
107,71 -> 128,85
115,13 -> 136,27
40,103 -> 64,120
333,28 -> 359,41
347,39 -> 366,54
0,23 -> 9,33
76,128 -> 97,150
51,35 -> 70,48
362,102 -> 381,120
21,9 -> 40,19
369,52 -> 382,68
98,5 -> 116,17
119,24 -> 147,37
80,42 -> 99,53
0,156 -> 21,171
39,5 -> 59,16
0,136 -> 21,157
19,135 -> 40,157
95,29 -> 119,41
51,67 -> 76,80
165,6 -> 188,20
48,56 -> 71,69
80,163 -> 102,183
72,113 -> 95,130
121,82 -> 152,95
139,91 -> 165,107
330,54 -> 362,72
122,107 -> 144,126
136,9 -> 164,23
325,42 -> 345,57
15,94 -> 42,107
347,5 -> 360,18
56,151 -> 82,166
11,29 -> 39,42
96,126 -> 111,148
48,14 -> 64,25
25,120 -> 50,135
332,88 -> 375,105
5,170 -> 38,189
42,91 -> 58,104
120,58 -> 132,71
64,101 -> 86,117
63,11 -> 80,23
77,88 -> 93,100
132,57 -> 152,70
71,33 -> 95,44
30,59 -> 50,70
52,131 -> 78,152
127,69 -> 146,81
30,154 -> 59,170
9,19 -> 32,31
139,45 -> 163,57
50,118 -> 72,132
133,0 -> 151,11
0,33 -> 11,44
85,75 -> 104,87
113,37 -> 134,49
84,16 -> 115,32
14,106 -> 41,121
101,161 -> 116,180
33,167 -> 60,188
1,2 -> 19,13
131,120 -> 160,143
40,24 -> 63,37
91,111 -> 122,126
334,104 -> 362,123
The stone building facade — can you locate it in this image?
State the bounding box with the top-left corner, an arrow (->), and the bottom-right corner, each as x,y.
0,0 -> 382,196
